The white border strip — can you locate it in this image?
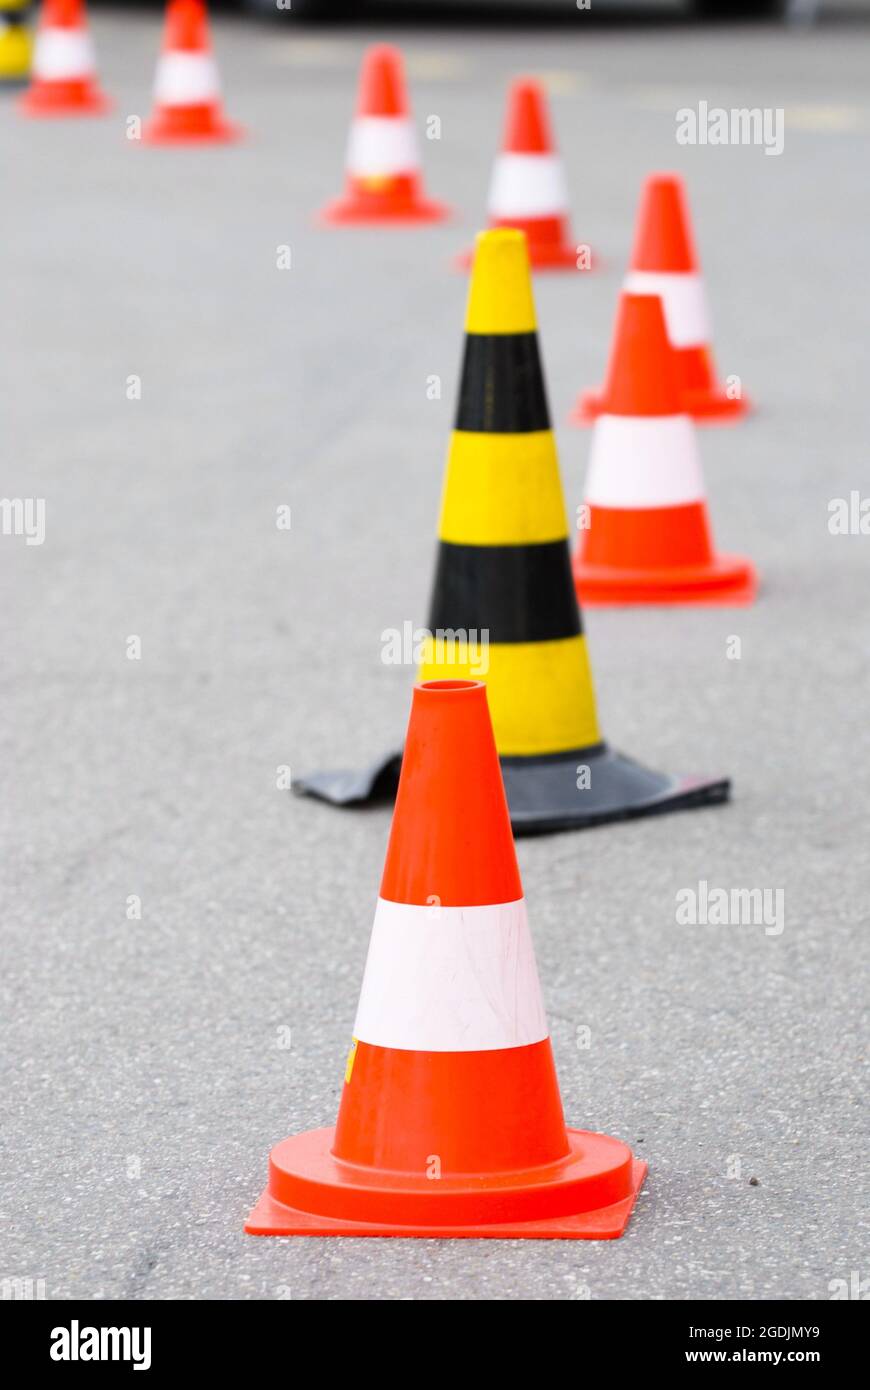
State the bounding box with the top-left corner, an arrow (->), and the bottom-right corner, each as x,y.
623,270 -> 711,348
154,53 -> 221,106
34,29 -> 95,81
488,153 -> 569,218
345,116 -> 419,176
353,898 -> 548,1052
585,414 -> 705,509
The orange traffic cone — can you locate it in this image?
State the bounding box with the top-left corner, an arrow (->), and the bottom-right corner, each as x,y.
457,79 -> 586,272
17,0 -> 110,117
248,679 -> 647,1240
142,0 -> 242,146
573,172 -> 748,424
573,292 -> 756,605
320,44 -> 449,224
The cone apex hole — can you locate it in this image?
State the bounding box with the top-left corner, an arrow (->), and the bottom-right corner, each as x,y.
416,679 -> 484,695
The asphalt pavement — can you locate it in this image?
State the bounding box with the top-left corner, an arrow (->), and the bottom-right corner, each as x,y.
1,7 -> 868,1300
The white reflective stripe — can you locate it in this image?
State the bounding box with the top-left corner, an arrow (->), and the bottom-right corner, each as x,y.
345,116 -> 419,176
487,153 -> 569,218
34,29 -> 95,81
353,898 -> 548,1053
623,270 -> 712,348
585,414 -> 705,509
153,52 -> 221,106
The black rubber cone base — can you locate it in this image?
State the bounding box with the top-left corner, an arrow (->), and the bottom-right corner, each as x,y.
294,754 -> 403,807
501,743 -> 729,835
294,743 -> 729,836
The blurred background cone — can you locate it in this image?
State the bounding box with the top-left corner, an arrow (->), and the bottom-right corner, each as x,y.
247,679 -> 647,1240
573,292 -> 757,605
141,0 -> 242,145
319,43 -> 450,224
295,231 -> 731,830
0,1 -> 33,85
572,172 -> 749,424
457,79 -> 589,272
17,0 -> 110,116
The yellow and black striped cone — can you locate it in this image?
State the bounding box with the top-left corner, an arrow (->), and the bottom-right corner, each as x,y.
0,0 -> 32,84
297,229 -> 729,832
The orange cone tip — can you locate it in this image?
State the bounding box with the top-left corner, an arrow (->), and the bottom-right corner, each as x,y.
572,172 -> 749,424
141,0 -> 243,146
246,680 -> 647,1239
319,44 -> 450,225
572,293 -> 756,606
17,0 -> 111,117
457,79 -> 590,273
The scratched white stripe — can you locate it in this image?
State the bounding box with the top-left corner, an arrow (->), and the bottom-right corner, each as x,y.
352,898 -> 548,1052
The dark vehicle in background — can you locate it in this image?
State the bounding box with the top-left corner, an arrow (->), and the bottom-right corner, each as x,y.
273,1 -> 795,20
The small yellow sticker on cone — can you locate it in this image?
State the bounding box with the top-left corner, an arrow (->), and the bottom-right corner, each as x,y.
344,1038 -> 358,1085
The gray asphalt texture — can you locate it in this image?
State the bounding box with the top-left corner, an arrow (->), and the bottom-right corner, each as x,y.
2,8 -> 869,1302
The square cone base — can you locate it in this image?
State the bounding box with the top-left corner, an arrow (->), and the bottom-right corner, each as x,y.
18,85 -> 112,117
501,743 -> 729,835
683,388 -> 752,424
141,109 -> 244,145
293,742 -> 729,836
570,388 -> 751,428
573,553 -> 757,607
319,196 -> 450,225
0,69 -> 31,88
245,1127 -> 647,1240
